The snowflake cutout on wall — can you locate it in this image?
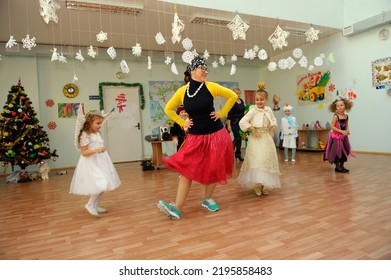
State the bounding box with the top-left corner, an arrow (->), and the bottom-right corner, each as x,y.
75,49 -> 85,62
305,26 -> 320,44
132,43 -> 142,57
268,62 -> 277,72
39,0 -> 61,24
96,31 -> 108,43
155,32 -> 166,45
212,61 -> 219,69
219,56 -> 226,66
22,34 -> 36,50
182,51 -> 195,64
227,14 -> 249,40
292,48 -> 303,58
87,46 -> 97,58
5,36 -> 18,48
171,12 -> 185,44
164,56 -> 172,65
268,25 -> 290,50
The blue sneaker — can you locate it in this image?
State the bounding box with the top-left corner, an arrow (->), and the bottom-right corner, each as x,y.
157,200 -> 181,220
201,198 -> 219,212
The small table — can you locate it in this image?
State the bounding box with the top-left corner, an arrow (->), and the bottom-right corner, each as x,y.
149,140 -> 172,169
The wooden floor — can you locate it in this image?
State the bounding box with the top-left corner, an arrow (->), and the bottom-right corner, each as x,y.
1,150 -> 391,260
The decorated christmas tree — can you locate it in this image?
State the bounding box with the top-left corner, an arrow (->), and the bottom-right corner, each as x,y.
0,79 -> 58,178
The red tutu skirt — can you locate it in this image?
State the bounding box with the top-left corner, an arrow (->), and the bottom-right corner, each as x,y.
163,128 -> 234,185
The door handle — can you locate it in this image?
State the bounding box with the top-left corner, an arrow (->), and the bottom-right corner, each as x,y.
135,123 -> 140,130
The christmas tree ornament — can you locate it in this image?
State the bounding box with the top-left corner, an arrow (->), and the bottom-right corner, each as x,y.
155,32 -> 166,45
5,36 -> 18,48
171,12 -> 185,44
107,47 -> 116,59
87,46 -> 97,58
22,34 -> 37,50
96,31 -> 108,43
132,43 -> 142,57
268,25 -> 290,50
39,0 -> 60,24
305,26 -> 320,44
227,14 -> 249,40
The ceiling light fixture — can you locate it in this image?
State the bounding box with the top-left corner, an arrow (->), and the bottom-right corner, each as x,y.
65,0 -> 143,15
190,15 -> 233,26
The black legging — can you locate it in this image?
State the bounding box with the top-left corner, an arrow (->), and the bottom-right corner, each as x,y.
231,123 -> 242,156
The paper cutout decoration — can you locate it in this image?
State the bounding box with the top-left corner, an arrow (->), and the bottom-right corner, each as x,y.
258,49 -> 268,60
182,51 -> 195,64
171,12 -> 185,44
268,62 -> 277,71
203,50 -> 210,60
75,49 -> 85,62
47,121 -> 57,130
22,34 -> 36,50
230,64 -> 237,75
96,31 -> 108,43
164,56 -> 172,65
171,63 -> 179,75
268,25 -> 290,50
182,38 -> 193,50
107,47 -> 116,59
45,99 -> 55,107
292,48 -> 303,58
132,43 -> 142,57
87,45 -> 97,58
148,56 -> 152,70
305,26 -> 320,44
39,0 -> 60,24
212,61 -> 219,69
120,60 -> 129,73
5,36 -> 18,48
227,14 -> 249,40
219,56 -> 226,66
298,56 -> 308,68
155,32 -> 166,45
231,54 -> 238,62
51,48 -> 59,61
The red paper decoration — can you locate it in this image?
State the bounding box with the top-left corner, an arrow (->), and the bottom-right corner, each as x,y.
47,121 -> 57,130
45,99 -> 55,107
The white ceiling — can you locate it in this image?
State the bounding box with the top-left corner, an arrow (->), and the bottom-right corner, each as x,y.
0,0 -> 341,65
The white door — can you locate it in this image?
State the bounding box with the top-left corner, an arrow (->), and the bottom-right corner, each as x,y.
102,85 -> 142,163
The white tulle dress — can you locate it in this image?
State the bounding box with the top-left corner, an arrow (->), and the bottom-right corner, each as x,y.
70,132 -> 121,195
237,106 -> 281,190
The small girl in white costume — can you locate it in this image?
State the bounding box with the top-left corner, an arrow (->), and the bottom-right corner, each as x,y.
237,83 -> 281,196
280,102 -> 298,162
70,104 -> 121,217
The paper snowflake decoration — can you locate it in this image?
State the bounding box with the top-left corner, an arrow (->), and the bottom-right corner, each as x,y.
212,61 -> 219,69
5,36 -> 18,48
0,54 -> 2,61
314,56 -> 323,66
227,14 -> 249,40
243,49 -> 249,59
308,65 -> 314,71
247,49 -> 256,60
203,50 -> 210,60
171,12 -> 185,44
230,64 -> 237,75
164,56 -> 172,65
278,59 -> 288,70
87,45 -> 97,58
171,63 -> 179,75
39,0 -> 60,24
298,56 -> 308,68
96,31 -> 108,43
120,60 -> 129,73
253,45 -> 260,52
231,54 -> 238,62
328,52 -> 335,63
219,56 -> 226,66
286,56 -> 296,69
147,56 -> 152,70
182,51 -> 195,64
132,43 -> 142,57
73,73 -> 78,82
267,62 -> 277,72
107,47 -> 116,59
305,26 -> 320,44
155,32 -> 166,45
268,25 -> 290,50
182,38 -> 193,50
22,34 -> 36,50
192,49 -> 199,57
258,49 -> 268,60
292,48 -> 303,58
75,49 -> 85,62
58,53 -> 67,63
50,48 -> 59,61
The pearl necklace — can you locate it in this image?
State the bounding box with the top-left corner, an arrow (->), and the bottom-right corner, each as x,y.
186,82 -> 204,98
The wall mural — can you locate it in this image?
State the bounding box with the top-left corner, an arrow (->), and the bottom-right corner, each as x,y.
296,69 -> 332,106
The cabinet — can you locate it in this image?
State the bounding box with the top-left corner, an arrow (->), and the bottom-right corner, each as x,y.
297,129 -> 329,151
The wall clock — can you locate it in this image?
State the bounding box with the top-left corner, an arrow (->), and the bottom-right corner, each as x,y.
63,83 -> 79,98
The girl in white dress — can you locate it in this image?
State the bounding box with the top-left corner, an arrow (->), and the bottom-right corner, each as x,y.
70,106 -> 121,217
237,83 -> 281,196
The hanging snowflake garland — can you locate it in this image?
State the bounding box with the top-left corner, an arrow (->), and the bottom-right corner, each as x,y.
182,38 -> 193,50
305,26 -> 320,44
155,32 -> 166,45
5,36 -> 18,48
171,12 -> 185,44
96,31 -> 108,43
132,43 -> 142,57
268,25 -> 290,50
227,14 -> 249,40
22,34 -> 36,50
75,49 -> 85,62
87,45 -> 97,58
39,0 -> 61,24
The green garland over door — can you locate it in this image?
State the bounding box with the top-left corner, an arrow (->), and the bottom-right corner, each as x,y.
98,82 -> 145,110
